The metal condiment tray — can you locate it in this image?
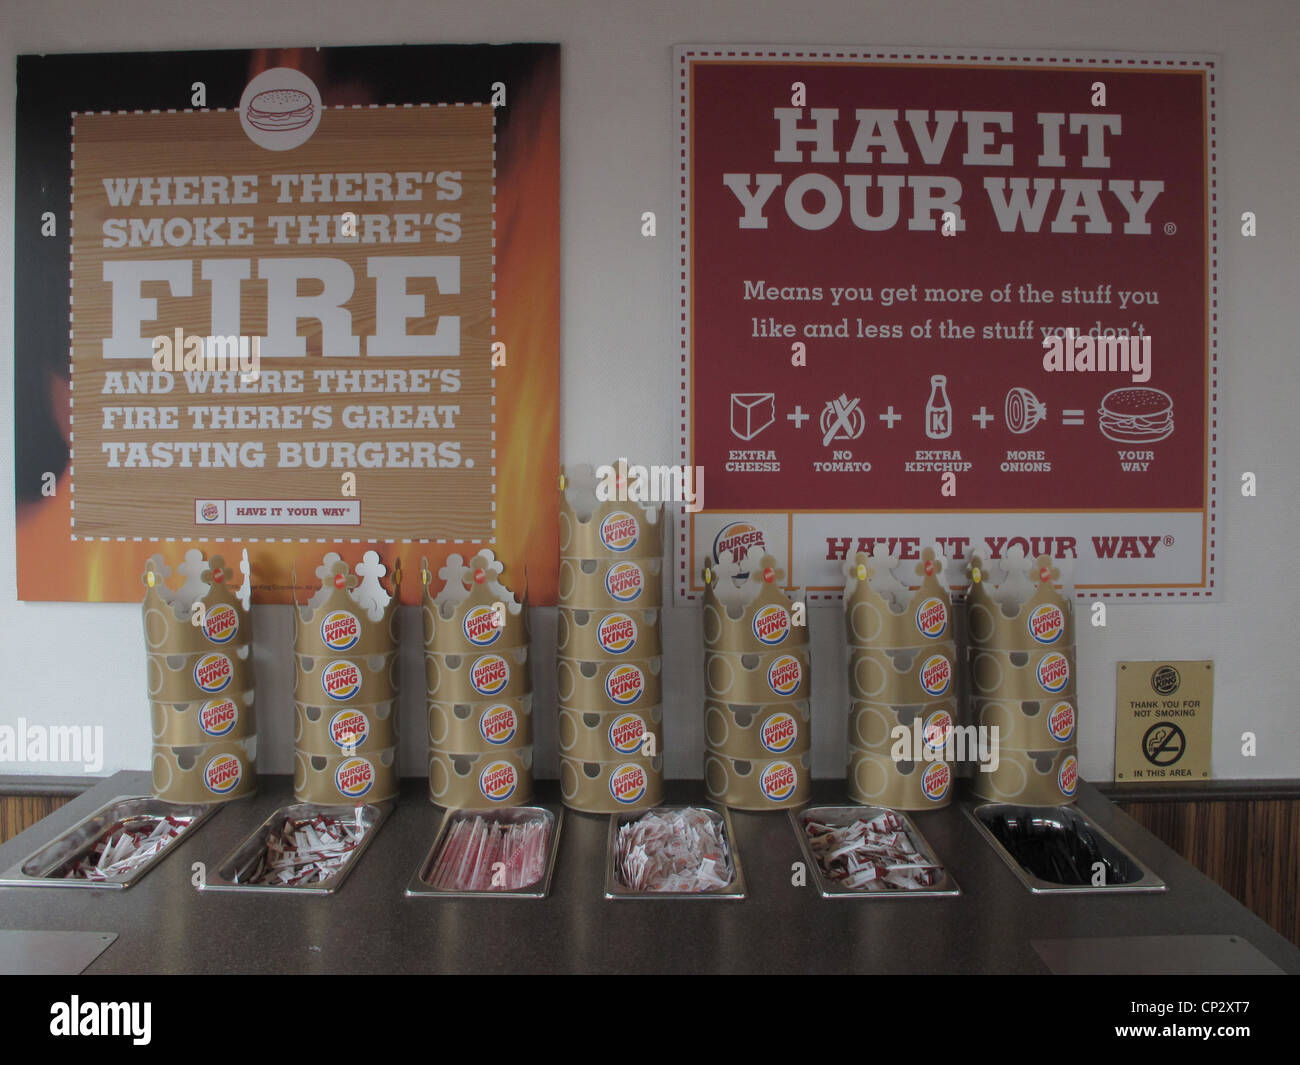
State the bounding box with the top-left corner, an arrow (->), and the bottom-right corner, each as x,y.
202,801 -> 392,895
406,804 -> 563,899
605,803 -> 746,900
0,796 -> 218,890
791,804 -> 961,898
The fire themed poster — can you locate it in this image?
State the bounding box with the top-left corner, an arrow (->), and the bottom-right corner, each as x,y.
14,44 -> 560,603
677,47 -> 1218,601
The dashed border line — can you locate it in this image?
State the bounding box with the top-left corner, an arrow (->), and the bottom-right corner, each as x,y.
67,101 -> 497,546
676,47 -> 1219,602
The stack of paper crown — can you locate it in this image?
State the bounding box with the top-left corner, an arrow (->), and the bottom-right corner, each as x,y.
964,550 -> 1079,805
292,551 -> 401,804
843,547 -> 957,810
701,550 -> 811,809
555,463 -> 664,812
423,550 -> 534,808
143,549 -> 257,803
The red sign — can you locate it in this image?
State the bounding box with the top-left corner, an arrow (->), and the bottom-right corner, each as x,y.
678,48 -> 1217,599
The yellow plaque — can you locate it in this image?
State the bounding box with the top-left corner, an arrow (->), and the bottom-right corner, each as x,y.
1114,661 -> 1213,781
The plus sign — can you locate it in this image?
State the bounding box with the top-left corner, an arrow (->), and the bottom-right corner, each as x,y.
972,406 -> 994,428
787,405 -> 809,428
879,406 -> 902,428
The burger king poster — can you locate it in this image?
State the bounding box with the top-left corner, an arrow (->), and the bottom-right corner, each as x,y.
13,44 -> 560,602
678,47 -> 1218,600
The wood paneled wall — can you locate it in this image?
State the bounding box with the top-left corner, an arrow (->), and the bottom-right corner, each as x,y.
1117,797 -> 1300,947
0,793 -> 72,845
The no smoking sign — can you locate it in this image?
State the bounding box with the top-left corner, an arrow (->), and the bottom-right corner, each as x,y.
1115,661 -> 1213,781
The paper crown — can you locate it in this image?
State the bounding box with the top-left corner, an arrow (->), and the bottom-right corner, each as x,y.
557,607 -> 662,660
843,546 -> 953,649
965,551 -> 1075,651
293,551 -> 402,656
423,550 -> 529,652
558,462 -> 663,559
558,556 -> 663,609
702,549 -> 808,653
142,549 -> 252,656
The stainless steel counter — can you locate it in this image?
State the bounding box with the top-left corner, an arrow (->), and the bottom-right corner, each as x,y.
1,772 -> 1297,974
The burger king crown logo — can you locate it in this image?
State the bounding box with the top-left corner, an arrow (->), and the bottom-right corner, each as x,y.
1058,754 -> 1079,797
329,709 -> 370,750
605,664 -> 645,706
922,762 -> 951,802
558,463 -> 662,558
843,545 -> 953,649
760,712 -> 797,754
335,756 -> 374,799
479,760 -> 519,802
760,760 -> 798,802
965,550 -> 1074,652
608,713 -> 647,754
479,705 -> 518,746
609,762 -> 648,804
424,550 -> 528,653
204,753 -> 243,795
702,549 -> 808,653
605,561 -> 645,603
198,697 -> 239,738
141,549 -> 253,656
294,551 -> 401,657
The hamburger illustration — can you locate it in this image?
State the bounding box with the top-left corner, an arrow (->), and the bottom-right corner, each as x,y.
246,88 -> 314,132
1098,386 -> 1174,443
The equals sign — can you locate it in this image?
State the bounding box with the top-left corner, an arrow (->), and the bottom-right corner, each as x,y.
1062,409 -> 1085,426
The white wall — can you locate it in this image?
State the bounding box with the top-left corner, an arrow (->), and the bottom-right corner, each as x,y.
1,0 -> 1297,783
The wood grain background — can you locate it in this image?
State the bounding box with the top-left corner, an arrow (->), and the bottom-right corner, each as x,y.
72,106 -> 494,540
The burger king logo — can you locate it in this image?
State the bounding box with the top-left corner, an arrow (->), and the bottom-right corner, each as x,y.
479,760 -> 518,802
203,753 -> 242,795
608,713 -> 647,754
597,612 -> 638,655
193,653 -> 233,694
479,705 -> 518,746
752,604 -> 791,646
329,709 -> 369,750
198,698 -> 239,738
321,660 -> 362,701
1028,603 -> 1065,645
335,756 -> 374,799
605,562 -> 644,603
1048,701 -> 1076,742
320,609 -> 360,652
713,522 -> 766,572
600,511 -> 640,553
609,762 -> 648,804
922,709 -> 953,752
919,654 -> 953,697
470,654 -> 509,696
760,761 -> 798,802
204,603 -> 239,645
922,762 -> 951,802
1037,652 -> 1070,694
760,712 -> 797,754
200,502 -> 220,521
463,605 -> 502,647
605,664 -> 645,706
1058,754 -> 1079,797
915,597 -> 948,639
767,655 -> 803,697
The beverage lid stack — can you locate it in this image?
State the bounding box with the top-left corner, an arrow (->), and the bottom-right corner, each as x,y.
964,549 -> 1079,805
423,549 -> 534,808
292,551 -> 401,805
843,546 -> 957,810
142,549 -> 258,803
702,548 -> 811,809
556,463 -> 664,813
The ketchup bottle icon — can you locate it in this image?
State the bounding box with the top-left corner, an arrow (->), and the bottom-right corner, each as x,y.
925,375 -> 953,439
